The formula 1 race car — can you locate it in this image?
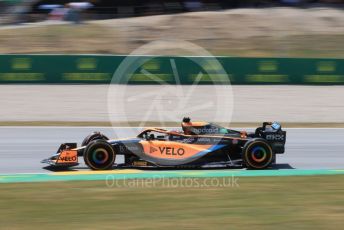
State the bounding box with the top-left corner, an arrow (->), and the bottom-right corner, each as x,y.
42,118 -> 286,170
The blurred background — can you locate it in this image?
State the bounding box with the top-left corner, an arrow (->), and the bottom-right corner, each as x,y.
1,3 -> 344,230
2,0 -> 344,22
0,0 -> 344,57
0,0 -> 344,124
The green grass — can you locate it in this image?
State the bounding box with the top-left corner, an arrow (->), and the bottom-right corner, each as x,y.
0,175 -> 343,229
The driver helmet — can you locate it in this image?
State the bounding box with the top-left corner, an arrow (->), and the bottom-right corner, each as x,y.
181,117 -> 198,135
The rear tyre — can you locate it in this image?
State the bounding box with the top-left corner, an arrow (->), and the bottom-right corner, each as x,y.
82,132 -> 109,147
83,140 -> 116,170
242,139 -> 273,169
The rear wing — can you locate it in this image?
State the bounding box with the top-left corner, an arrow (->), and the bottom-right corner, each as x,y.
258,122 -> 286,154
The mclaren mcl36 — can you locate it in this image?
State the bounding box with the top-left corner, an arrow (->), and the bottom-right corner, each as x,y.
42,118 -> 286,170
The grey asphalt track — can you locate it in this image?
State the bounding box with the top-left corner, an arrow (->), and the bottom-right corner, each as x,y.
2,85 -> 344,123
0,127 -> 343,173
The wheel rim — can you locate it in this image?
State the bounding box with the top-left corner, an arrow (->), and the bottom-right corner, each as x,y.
92,148 -> 109,164
251,146 -> 267,163
245,141 -> 273,169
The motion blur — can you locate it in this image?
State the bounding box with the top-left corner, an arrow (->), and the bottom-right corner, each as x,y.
0,1 -> 344,230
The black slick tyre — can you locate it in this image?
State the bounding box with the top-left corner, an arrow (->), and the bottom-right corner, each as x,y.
83,140 -> 116,170
242,139 -> 274,169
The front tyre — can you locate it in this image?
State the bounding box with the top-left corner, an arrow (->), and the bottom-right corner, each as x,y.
81,132 -> 109,147
83,140 -> 116,170
242,139 -> 273,169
